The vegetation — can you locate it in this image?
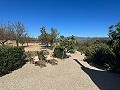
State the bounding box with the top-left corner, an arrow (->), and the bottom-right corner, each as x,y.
53,35 -> 76,59
0,22 -> 15,46
0,46 -> 25,75
77,38 -> 110,54
0,21 -> 35,46
1,20 -> 120,74
38,26 -> 59,48
60,35 -> 76,53
108,22 -> 120,72
53,45 -> 67,59
84,21 -> 120,73
14,22 -> 27,46
37,50 -> 49,61
85,44 -> 115,67
37,50 -> 46,60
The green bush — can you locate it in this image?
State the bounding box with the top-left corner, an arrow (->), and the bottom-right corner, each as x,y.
0,46 -> 25,75
77,46 -> 88,54
108,21 -> 120,72
53,46 -> 67,59
85,44 -> 115,67
110,41 -> 120,72
60,35 -> 76,53
67,44 -> 76,53
24,51 -> 38,61
37,50 -> 46,60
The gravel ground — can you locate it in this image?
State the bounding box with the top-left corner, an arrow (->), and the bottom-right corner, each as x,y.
24,43 -> 42,51
0,51 -> 120,90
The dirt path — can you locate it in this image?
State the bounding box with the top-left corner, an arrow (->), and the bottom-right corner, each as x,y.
0,44 -> 120,90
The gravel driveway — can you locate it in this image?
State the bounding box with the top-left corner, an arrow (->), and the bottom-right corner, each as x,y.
0,51 -> 120,90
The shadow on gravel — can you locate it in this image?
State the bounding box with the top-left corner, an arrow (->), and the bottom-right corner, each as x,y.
74,59 -> 120,90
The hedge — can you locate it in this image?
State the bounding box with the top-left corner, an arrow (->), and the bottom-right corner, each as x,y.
85,44 -> 115,67
0,46 -> 25,75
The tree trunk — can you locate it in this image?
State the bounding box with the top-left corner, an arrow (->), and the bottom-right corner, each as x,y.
27,42 -> 28,46
1,42 -> 5,46
0,40 -> 8,46
16,40 -> 19,46
46,43 -> 48,48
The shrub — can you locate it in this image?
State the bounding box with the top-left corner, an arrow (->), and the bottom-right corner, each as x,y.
0,46 -> 25,75
42,50 -> 49,55
37,50 -> 46,60
110,41 -> 120,72
77,46 -> 88,54
67,44 -> 76,53
60,35 -> 76,53
53,45 -> 67,59
25,50 -> 49,61
24,51 -> 37,62
108,21 -> 120,72
85,44 -> 115,67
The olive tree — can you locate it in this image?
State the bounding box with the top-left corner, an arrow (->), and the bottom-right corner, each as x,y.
0,22 -> 15,46
38,27 -> 59,48
14,22 -> 26,46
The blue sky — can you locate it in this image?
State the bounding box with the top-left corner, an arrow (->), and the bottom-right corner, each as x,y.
0,0 -> 120,37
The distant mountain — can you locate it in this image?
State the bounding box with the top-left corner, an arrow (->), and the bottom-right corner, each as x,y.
75,36 -> 109,40
75,37 -> 91,40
